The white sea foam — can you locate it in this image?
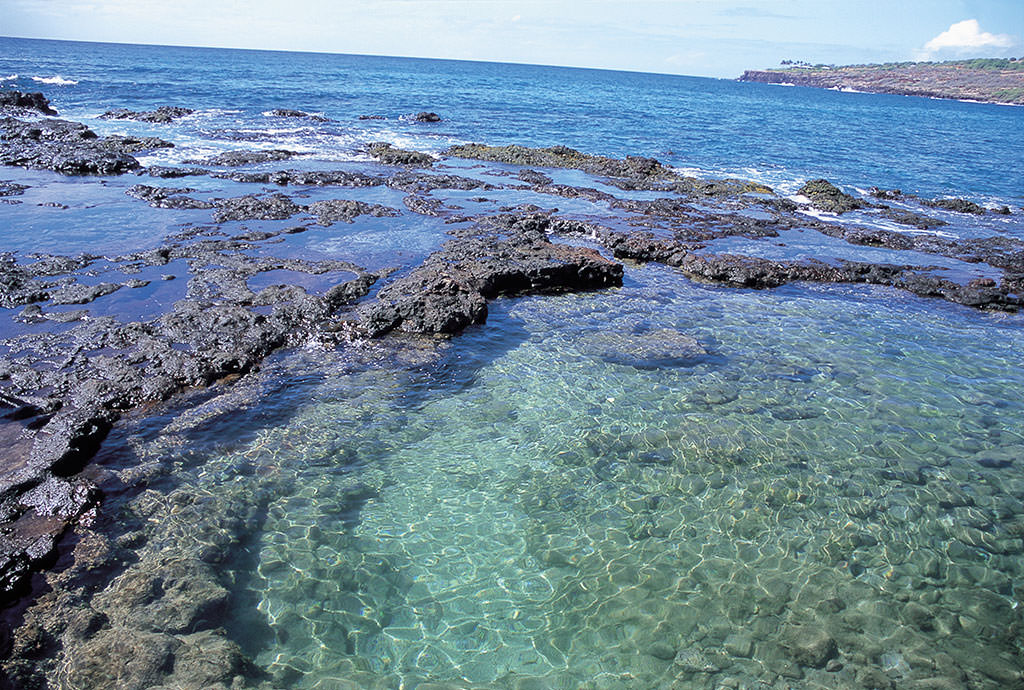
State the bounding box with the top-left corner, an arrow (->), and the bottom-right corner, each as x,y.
794,204 -> 959,239
31,75 -> 78,85
0,74 -> 18,82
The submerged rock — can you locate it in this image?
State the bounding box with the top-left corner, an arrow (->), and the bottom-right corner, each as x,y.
93,555 -> 229,633
782,624 -> 838,668
581,328 -> 708,369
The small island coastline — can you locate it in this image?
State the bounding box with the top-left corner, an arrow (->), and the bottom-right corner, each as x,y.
739,58 -> 1024,105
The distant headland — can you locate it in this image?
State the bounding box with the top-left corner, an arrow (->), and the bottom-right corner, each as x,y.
739,58 -> 1024,105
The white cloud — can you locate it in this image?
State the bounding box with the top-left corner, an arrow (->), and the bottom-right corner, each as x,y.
923,19 -> 1015,55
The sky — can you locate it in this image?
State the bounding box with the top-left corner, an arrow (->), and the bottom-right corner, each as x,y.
3,0 -> 1023,78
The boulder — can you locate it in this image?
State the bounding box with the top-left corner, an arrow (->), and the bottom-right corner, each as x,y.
782,623 -> 838,668
797,178 -> 866,214
0,90 -> 58,115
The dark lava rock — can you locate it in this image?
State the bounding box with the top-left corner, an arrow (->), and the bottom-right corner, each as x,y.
386,170 -> 494,194
210,168 -> 385,187
0,180 -> 29,197
145,165 -> 210,178
448,143 -> 678,182
517,169 -> 554,186
0,116 -> 141,175
581,328 -> 708,369
598,229 -> 1022,311
99,106 -> 194,123
266,108 -> 327,121
48,281 -> 122,305
359,114 -> 386,120
403,194 -> 447,217
212,193 -> 303,222
411,111 -> 442,122
924,196 -> 985,215
869,187 -> 903,200
361,213 -> 623,336
798,179 -> 866,214
366,141 -> 435,167
188,148 -> 298,166
0,90 -> 57,116
306,198 -> 401,225
100,134 -> 175,154
878,207 -> 947,230
126,184 -> 213,210
782,624 -> 838,668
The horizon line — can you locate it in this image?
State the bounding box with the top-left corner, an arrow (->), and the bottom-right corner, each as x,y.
0,34 -> 739,82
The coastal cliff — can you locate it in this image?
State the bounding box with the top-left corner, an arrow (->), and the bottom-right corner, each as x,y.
739,58 -> 1024,105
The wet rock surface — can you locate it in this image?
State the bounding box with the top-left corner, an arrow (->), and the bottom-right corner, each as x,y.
0,91 -> 58,116
187,149 -> 298,167
366,142 -> 435,167
0,116 -> 144,175
307,198 -> 401,225
99,106 -> 194,123
360,214 -> 623,336
798,179 -> 867,214
126,184 -> 213,210
0,200 -> 378,607
265,108 -> 328,121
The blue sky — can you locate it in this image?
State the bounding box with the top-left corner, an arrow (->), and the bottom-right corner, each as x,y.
3,0 -> 1022,77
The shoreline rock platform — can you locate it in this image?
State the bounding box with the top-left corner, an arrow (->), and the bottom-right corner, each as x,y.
1,89 -> 1023,689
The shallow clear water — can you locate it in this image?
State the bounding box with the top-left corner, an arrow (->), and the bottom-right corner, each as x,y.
131,268 -> 1024,688
4,37 -> 1024,689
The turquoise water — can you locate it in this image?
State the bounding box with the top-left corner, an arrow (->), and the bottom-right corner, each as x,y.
3,37 -> 1024,688
116,268 -> 1024,689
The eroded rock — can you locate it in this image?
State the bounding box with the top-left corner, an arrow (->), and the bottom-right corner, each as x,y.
361,213 -> 623,336
99,106 -> 194,123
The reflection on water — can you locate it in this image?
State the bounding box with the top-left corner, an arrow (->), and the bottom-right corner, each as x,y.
124,267 -> 1024,689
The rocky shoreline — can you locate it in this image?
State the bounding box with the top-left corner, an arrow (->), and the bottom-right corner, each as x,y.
1,90 -> 1023,688
739,59 -> 1024,105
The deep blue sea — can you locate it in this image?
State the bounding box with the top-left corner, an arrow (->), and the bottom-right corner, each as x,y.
2,36 -> 1023,203
2,36 -> 1024,689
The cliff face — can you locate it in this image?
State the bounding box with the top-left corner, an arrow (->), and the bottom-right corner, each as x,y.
739,61 -> 1024,105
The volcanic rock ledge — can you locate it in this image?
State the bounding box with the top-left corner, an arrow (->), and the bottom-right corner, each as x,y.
361,213 -> 624,336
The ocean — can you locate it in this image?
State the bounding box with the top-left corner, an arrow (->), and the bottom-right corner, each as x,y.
1,36 -> 1023,689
